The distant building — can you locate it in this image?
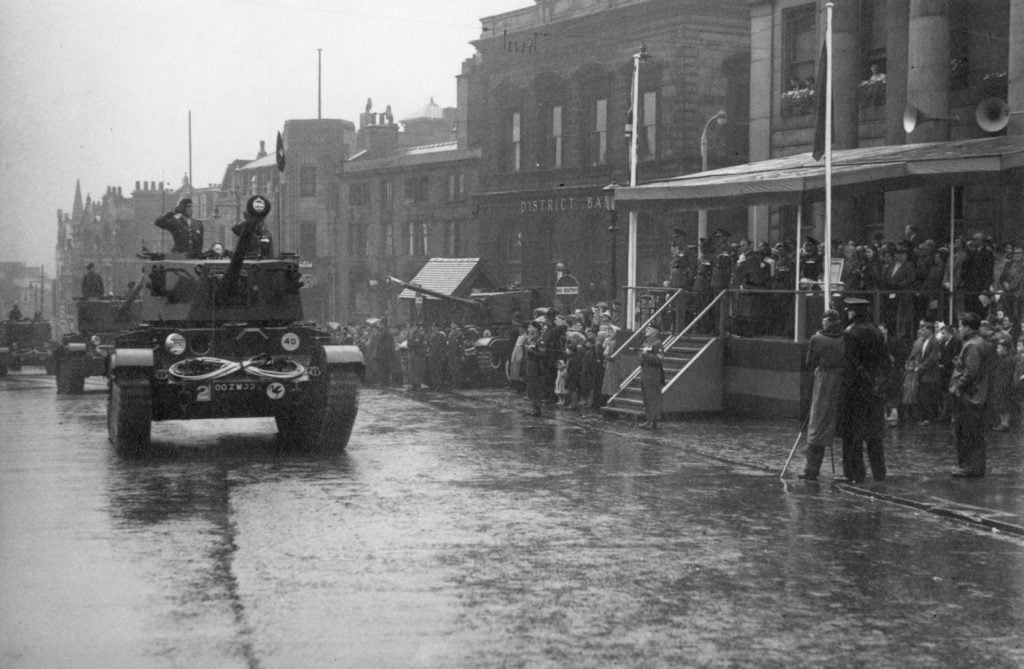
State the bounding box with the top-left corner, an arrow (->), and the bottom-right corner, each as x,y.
335,98 -> 481,324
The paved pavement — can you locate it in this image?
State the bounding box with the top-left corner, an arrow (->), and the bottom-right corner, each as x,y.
464,388 -> 1024,539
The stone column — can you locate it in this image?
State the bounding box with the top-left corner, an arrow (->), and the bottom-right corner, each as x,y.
901,0 -> 950,239
882,0 -> 913,239
1010,0 -> 1024,136
828,0 -> 862,243
1003,0 -> 1024,234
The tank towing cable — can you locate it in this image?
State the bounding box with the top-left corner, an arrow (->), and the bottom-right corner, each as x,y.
167,354 -> 306,382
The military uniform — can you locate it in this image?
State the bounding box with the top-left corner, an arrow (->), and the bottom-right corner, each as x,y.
155,211 -> 204,258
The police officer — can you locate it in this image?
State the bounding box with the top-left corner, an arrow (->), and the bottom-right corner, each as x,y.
837,297 -> 891,483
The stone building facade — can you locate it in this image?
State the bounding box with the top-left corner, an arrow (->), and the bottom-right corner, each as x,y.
335,100 -> 481,324
748,0 -> 1024,245
463,0 -> 751,307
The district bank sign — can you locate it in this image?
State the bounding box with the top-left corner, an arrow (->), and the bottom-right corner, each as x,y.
518,193 -> 612,214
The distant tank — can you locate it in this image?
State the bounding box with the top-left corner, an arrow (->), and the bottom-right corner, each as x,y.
53,295 -> 140,393
386,275 -> 537,385
0,318 -> 54,375
107,195 -> 364,455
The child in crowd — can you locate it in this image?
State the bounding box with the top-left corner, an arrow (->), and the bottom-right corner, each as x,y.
992,335 -> 1015,432
564,344 -> 582,410
554,356 -> 569,406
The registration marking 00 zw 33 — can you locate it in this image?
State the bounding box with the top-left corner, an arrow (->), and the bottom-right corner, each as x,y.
213,381 -> 257,392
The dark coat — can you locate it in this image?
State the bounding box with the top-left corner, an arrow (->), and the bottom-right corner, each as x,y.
838,318 -> 890,439
155,212 -> 204,257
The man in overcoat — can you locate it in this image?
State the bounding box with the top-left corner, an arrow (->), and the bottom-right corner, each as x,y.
837,297 -> 891,483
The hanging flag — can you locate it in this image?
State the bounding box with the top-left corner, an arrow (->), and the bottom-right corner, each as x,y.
275,131 -> 286,172
811,41 -> 829,161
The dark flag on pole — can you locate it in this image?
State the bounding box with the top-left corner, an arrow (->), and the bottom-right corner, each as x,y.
275,131 -> 286,172
811,41 -> 829,161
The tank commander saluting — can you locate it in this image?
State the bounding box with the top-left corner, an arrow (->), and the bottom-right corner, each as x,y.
154,197 -> 204,258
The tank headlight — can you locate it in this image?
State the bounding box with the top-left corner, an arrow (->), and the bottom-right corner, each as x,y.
164,333 -> 187,356
90,335 -> 102,346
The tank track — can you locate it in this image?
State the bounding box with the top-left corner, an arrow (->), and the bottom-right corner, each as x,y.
55,357 -> 87,394
108,375 -> 152,455
276,366 -> 360,453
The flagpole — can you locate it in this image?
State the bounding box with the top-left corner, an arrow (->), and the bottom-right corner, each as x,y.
626,46 -> 645,331
188,110 -> 193,201
823,3 -> 833,304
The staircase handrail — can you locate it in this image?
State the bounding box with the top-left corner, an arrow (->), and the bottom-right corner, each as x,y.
606,289 -> 728,400
609,287 -> 684,360
661,289 -> 728,351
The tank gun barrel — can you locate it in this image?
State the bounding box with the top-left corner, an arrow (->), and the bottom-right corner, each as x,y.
385,276 -> 484,311
116,276 -> 146,320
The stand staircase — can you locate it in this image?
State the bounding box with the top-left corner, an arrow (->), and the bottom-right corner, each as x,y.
601,290 -> 726,420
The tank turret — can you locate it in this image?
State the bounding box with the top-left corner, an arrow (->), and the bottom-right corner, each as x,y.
106,194 -> 364,455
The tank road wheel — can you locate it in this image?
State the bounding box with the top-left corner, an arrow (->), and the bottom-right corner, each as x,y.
278,366 -> 360,453
67,361 -> 86,394
56,358 -> 85,394
55,359 -> 67,393
108,375 -> 152,455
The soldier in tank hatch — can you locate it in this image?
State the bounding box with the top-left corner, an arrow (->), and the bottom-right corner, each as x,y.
154,197 -> 204,258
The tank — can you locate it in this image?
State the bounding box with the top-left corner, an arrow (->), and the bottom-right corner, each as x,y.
386,275 -> 537,385
0,319 -> 54,375
52,295 -> 140,393
107,194 -> 364,455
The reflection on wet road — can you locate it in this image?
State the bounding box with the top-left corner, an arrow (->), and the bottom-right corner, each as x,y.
2,371 -> 1022,667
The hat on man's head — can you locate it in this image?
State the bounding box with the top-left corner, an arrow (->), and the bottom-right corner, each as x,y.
672,228 -> 685,238
844,297 -> 870,309
177,197 -> 193,207
823,309 -> 841,322
805,236 -> 819,246
86,263 -> 94,270
545,308 -> 558,319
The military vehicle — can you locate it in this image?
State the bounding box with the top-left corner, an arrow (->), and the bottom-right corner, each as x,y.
0,319 -> 54,375
386,275 -> 537,384
53,296 -> 140,393
107,195 -> 364,455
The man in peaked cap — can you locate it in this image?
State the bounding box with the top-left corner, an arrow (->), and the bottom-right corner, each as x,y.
154,196 -> 204,258
81,262 -> 105,299
836,296 -> 891,483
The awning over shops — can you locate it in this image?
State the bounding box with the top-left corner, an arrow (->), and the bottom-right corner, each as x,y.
616,136 -> 1024,210
396,257 -> 501,300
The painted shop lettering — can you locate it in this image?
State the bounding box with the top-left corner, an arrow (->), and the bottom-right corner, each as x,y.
518,196 -> 609,213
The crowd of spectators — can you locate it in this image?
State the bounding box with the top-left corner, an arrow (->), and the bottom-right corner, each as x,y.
658,224 -> 1024,346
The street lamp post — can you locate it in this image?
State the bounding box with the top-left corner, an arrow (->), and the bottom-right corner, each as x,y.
603,181 -> 618,305
698,110 -> 727,263
625,44 -> 649,331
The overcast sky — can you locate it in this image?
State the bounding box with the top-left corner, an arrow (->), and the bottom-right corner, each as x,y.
0,0 -> 527,271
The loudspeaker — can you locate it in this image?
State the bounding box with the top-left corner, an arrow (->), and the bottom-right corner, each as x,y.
902,104 -> 956,134
975,97 -> 1010,133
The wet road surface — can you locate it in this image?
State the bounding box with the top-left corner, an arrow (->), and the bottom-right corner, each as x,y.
2,370 -> 1023,667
